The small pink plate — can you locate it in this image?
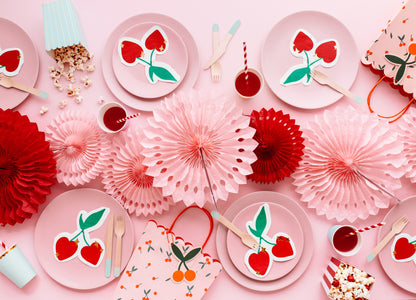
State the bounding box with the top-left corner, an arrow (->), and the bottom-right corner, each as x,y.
112,22 -> 188,99
227,202 -> 304,281
34,188 -> 135,290
216,191 -> 313,292
378,196 -> 416,294
0,18 -> 39,110
261,11 -> 359,109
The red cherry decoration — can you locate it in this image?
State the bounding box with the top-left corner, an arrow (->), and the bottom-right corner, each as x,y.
0,49 -> 22,73
332,279 -> 339,287
347,275 -> 355,282
120,40 -> 144,64
55,236 -> 78,261
315,40 -> 338,64
292,31 -> 314,53
393,237 -> 416,260
271,236 -> 294,258
248,249 -> 271,276
80,241 -> 103,266
145,29 -> 167,53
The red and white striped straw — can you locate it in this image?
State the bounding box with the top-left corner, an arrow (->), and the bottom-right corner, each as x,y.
0,240 -> 6,250
347,222 -> 386,236
116,112 -> 140,124
243,42 -> 248,81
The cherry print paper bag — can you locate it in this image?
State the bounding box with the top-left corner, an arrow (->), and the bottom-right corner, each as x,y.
112,206 -> 222,300
361,0 -> 416,121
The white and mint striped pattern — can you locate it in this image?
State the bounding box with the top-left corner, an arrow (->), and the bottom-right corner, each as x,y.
42,0 -> 87,51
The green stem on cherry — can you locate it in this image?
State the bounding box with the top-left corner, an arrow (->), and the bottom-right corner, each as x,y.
309,57 -> 323,67
0,66 -> 4,69
137,57 -> 151,66
149,49 -> 155,64
69,230 -> 90,246
304,50 -> 310,66
256,236 -> 276,253
410,239 -> 416,244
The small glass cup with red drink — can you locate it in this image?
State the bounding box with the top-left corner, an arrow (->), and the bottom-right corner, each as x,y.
234,68 -> 264,99
97,102 -> 128,133
328,225 -> 362,256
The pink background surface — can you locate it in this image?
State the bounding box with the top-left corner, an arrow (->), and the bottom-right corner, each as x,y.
2,0 -> 416,299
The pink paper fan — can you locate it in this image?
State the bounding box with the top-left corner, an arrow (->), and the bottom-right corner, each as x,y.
102,127 -> 173,216
248,108 -> 305,183
141,92 -> 258,207
291,105 -> 405,222
46,111 -> 110,186
0,109 -> 56,226
398,107 -> 416,182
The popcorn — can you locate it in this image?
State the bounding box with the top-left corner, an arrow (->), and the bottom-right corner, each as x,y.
74,96 -> 83,104
59,100 -> 67,109
66,84 -> 80,97
40,106 -> 48,115
97,96 -> 105,104
86,64 -> 95,72
322,257 -> 375,300
81,76 -> 92,88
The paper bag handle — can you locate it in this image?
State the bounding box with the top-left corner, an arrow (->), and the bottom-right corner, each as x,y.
167,206 -> 213,250
367,75 -> 414,122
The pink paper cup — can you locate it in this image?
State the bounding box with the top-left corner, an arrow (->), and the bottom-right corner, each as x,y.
0,245 -> 36,288
328,225 -> 362,257
97,102 -> 128,133
234,68 -> 264,99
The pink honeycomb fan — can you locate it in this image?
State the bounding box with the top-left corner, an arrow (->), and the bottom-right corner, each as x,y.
46,110 -> 110,186
141,92 -> 258,207
102,127 -> 173,216
292,105 -> 405,222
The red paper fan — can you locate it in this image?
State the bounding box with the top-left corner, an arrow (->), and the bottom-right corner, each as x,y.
0,109 -> 56,226
247,108 -> 304,183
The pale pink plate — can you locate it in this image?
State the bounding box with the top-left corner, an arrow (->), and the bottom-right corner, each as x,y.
0,18 -> 39,110
102,13 -> 199,111
112,22 -> 188,99
378,196 -> 416,294
34,188 -> 135,290
216,191 -> 313,291
227,202 -> 304,281
261,11 -> 359,109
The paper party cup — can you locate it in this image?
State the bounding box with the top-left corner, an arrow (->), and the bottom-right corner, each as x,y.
328,225 -> 362,257
234,68 -> 264,99
0,245 -> 36,288
97,102 -> 128,133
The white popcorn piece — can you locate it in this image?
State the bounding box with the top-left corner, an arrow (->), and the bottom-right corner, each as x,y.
40,106 -> 48,115
59,100 -> 67,109
86,64 -> 95,72
97,96 -> 105,104
74,96 -> 83,104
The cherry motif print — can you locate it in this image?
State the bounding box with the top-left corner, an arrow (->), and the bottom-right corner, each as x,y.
118,26 -> 180,84
385,42 -> 416,84
170,243 -> 200,283
244,204 -> 296,278
281,29 -> 340,86
391,233 -> 416,263
0,48 -> 24,77
53,207 -> 109,267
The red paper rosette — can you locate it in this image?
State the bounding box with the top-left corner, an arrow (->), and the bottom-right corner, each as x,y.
247,108 -> 304,183
0,109 -> 56,226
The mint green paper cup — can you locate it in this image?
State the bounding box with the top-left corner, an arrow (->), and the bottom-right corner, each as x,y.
0,245 -> 36,288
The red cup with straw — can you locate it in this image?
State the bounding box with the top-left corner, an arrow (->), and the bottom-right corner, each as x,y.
234,42 -> 264,99
97,102 -> 140,133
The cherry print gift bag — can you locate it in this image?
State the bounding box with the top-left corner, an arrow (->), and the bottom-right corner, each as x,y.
361,0 -> 416,121
112,206 -> 222,300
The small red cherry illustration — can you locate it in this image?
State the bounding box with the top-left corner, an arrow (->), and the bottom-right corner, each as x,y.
271,236 -> 294,258
120,40 -> 144,64
55,236 -> 78,261
80,241 -> 104,266
0,49 -> 22,72
248,249 -> 271,276
332,279 -> 339,287
145,28 -> 167,53
393,237 -> 416,260
315,40 -> 338,64
292,31 -> 314,53
347,275 -> 355,282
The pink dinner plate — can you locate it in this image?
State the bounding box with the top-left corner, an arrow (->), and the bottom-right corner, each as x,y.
227,202 -> 304,281
0,18 -> 39,110
378,196 -> 416,294
112,22 -> 188,99
216,191 -> 313,291
34,188 -> 135,290
261,11 -> 359,109
102,13 -> 199,111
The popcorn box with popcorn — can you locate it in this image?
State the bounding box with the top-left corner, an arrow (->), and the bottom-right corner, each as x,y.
42,0 -> 87,56
321,257 -> 375,300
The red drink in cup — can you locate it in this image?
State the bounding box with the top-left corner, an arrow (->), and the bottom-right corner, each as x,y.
97,102 -> 128,133
234,68 -> 263,99
328,225 -> 362,256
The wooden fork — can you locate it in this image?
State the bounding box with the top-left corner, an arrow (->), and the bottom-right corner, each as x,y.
310,69 -> 362,103
212,211 -> 260,251
367,215 -> 409,262
0,75 -> 48,98
210,24 -> 222,82
114,215 -> 125,277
